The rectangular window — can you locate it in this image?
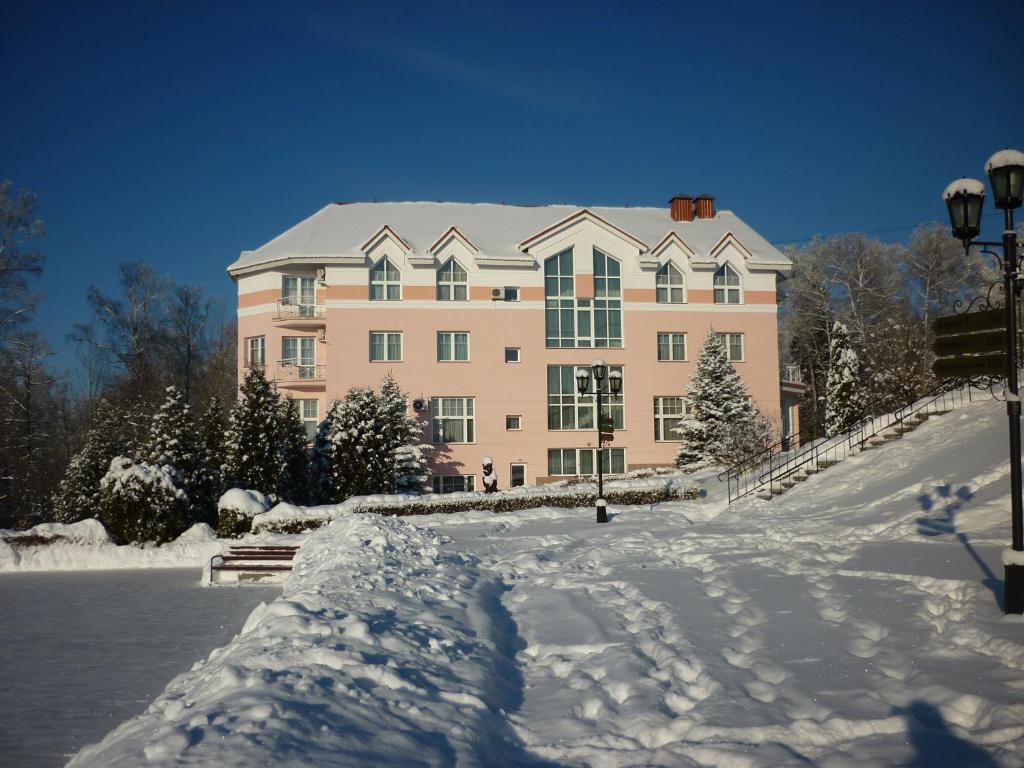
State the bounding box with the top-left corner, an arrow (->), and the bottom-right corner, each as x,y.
716,333 -> 744,362
592,249 -> 623,348
370,332 -> 402,362
544,248 -> 576,348
505,347 -> 521,363
506,415 -> 521,431
547,365 -> 624,430
282,337 -> 316,377
282,275 -> 316,315
654,396 -> 690,442
292,399 -> 319,442
504,286 -> 520,302
370,259 -> 401,301
247,336 -> 265,367
431,397 -> 475,444
432,475 -> 476,494
547,448 -> 625,476
657,332 -> 686,361
437,332 -> 470,362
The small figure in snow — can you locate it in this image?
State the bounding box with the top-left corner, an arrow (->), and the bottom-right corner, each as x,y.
482,457 -> 498,494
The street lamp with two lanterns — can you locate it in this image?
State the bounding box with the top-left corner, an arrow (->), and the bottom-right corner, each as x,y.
942,148 -> 1024,614
575,360 -> 622,524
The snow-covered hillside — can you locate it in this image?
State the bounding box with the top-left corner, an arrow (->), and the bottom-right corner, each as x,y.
70,399 -> 1024,766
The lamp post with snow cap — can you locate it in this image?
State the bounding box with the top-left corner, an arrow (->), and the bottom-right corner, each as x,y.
576,360 -> 623,524
942,149 -> 1024,614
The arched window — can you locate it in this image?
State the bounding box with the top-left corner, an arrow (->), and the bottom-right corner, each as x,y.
436,259 -> 468,301
713,264 -> 742,304
370,258 -> 401,301
656,262 -> 685,303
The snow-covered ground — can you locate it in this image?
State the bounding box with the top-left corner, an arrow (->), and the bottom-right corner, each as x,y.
0,569 -> 278,768
69,399 -> 1024,766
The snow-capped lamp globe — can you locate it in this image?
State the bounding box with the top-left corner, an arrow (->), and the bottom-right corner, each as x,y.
942,177 -> 985,248
608,369 -> 623,395
985,148 -> 1024,210
591,359 -> 608,383
575,367 -> 591,397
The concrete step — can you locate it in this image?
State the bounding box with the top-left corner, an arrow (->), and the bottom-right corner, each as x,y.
756,489 -> 773,500
816,460 -> 838,468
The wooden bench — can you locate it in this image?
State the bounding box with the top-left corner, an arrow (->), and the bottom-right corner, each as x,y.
208,544 -> 300,585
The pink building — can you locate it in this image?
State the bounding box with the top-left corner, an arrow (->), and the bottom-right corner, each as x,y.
228,196 -> 798,491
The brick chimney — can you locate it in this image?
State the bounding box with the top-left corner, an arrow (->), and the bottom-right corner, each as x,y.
668,194 -> 694,222
694,194 -> 716,219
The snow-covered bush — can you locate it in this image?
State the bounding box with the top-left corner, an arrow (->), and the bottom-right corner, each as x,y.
216,488 -> 271,538
98,456 -> 189,545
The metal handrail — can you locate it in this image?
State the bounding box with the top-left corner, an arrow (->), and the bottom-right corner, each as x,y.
275,300 -> 326,320
750,379 -> 979,500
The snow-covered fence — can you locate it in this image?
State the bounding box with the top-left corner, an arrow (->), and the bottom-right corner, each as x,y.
251,478 -> 699,535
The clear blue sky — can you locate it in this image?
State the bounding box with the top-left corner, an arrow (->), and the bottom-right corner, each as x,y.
3,0 -> 1022,373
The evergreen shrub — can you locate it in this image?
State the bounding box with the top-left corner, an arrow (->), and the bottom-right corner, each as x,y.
98,457 -> 189,545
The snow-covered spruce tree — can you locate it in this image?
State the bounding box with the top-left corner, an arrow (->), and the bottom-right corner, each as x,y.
379,374 -> 429,493
142,386 -> 208,519
674,331 -> 762,471
53,399 -> 134,523
190,394 -> 228,526
310,399 -> 341,504
277,397 -> 311,505
327,387 -> 391,501
98,456 -> 189,544
221,366 -> 283,498
825,321 -> 866,437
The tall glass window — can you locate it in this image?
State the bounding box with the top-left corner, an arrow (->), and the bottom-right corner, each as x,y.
282,337 -> 316,378
654,396 -> 689,441
544,249 -> 575,348
370,258 -> 401,301
593,249 -> 622,348
291,399 -> 319,442
713,264 -> 742,304
282,275 -> 316,315
436,259 -> 468,301
547,365 -> 624,430
656,263 -> 685,303
247,336 -> 265,367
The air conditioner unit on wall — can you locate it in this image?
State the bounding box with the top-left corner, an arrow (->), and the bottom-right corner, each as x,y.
412,398 -> 430,412
490,287 -> 503,300
317,328 -> 326,342
316,267 -> 327,284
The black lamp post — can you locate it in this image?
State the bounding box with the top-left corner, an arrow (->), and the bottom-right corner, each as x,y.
943,148 -> 1024,614
576,360 -> 623,523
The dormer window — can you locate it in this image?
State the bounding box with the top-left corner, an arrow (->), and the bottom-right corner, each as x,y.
656,262 -> 685,303
713,264 -> 742,304
370,258 -> 401,301
436,258 -> 468,301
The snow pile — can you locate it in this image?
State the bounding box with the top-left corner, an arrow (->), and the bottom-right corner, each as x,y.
217,488 -> 270,518
0,522 -> 222,572
68,514 -> 530,767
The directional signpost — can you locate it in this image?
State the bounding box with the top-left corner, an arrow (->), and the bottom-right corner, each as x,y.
931,310 -> 1009,380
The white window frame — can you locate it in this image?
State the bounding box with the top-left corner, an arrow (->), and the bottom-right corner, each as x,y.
437,331 -> 470,362
431,397 -> 475,444
654,396 -> 690,442
437,258 -> 469,302
282,336 -> 316,378
432,475 -> 476,494
505,347 -> 521,363
656,262 -> 686,304
282,274 -> 316,309
716,332 -> 745,362
370,331 -> 403,362
510,463 -> 526,487
506,415 -> 522,431
657,332 -> 686,362
370,257 -> 401,301
713,263 -> 743,305
547,448 -> 625,476
547,364 -> 624,431
247,336 -> 265,367
292,398 -> 319,442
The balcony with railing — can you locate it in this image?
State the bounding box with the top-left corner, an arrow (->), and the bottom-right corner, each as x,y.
781,364 -> 803,384
274,300 -> 326,325
274,361 -> 326,386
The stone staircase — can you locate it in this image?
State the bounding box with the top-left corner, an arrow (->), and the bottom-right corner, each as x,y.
207,545 -> 298,586
753,409 -> 951,500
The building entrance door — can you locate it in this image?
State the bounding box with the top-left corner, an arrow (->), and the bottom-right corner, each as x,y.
510,463 -> 526,488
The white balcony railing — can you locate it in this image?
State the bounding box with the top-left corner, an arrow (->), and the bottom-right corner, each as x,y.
781,364 -> 802,384
275,362 -> 326,383
274,300 -> 326,321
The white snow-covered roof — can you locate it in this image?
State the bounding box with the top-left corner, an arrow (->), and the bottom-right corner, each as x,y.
228,202 -> 792,276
